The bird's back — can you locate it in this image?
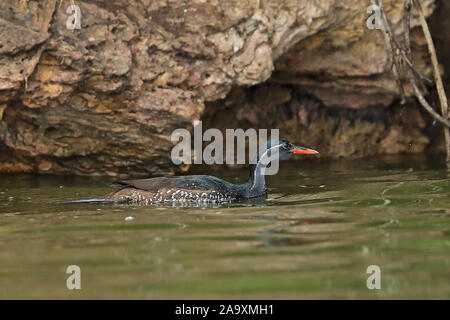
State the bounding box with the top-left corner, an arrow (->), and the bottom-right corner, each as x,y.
117,175 -> 239,193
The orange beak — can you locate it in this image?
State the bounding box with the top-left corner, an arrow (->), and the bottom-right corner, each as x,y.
292,147 -> 319,155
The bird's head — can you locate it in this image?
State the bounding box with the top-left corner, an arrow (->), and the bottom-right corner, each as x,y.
262,138 -> 319,161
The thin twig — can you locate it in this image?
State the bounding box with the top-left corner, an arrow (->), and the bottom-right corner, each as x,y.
413,0 -> 449,161
374,0 -> 406,102
413,0 -> 448,116
393,54 -> 406,104
403,0 -> 427,94
404,0 -> 412,60
410,80 -> 450,127
377,0 -> 450,163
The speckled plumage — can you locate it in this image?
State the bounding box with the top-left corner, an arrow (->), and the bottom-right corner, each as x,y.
105,175 -> 244,204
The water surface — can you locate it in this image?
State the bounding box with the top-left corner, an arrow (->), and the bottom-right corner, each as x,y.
0,155 -> 449,299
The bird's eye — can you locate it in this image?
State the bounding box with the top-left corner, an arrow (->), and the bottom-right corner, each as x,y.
282,142 -> 290,150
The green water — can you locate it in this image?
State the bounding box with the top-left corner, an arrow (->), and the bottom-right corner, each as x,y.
0,155 -> 449,299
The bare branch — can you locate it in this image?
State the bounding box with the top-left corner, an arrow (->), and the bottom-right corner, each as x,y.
376,0 -> 450,162
413,0 -> 448,116
413,0 -> 450,161
377,0 -> 433,84
404,0 -> 412,60
374,0 -> 406,102
410,80 -> 450,128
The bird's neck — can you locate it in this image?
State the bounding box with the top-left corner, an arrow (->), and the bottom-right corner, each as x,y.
243,161 -> 267,198
239,143 -> 279,198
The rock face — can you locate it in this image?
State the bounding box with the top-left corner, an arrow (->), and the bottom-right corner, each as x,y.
0,0 -> 440,176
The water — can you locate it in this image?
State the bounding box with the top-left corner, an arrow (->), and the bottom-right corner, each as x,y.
0,155 -> 449,299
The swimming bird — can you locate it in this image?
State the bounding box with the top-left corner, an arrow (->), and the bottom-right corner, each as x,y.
63,138 -> 318,205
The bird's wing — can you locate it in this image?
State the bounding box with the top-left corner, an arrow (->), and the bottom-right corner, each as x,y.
116,177 -> 172,192
116,175 -> 233,192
